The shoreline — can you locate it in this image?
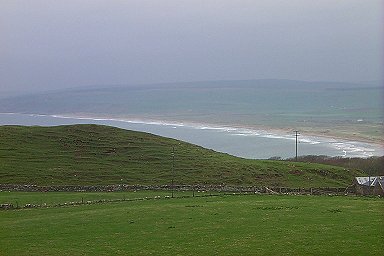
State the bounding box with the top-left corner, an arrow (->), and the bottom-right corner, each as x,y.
1,112 -> 383,158
52,112 -> 384,149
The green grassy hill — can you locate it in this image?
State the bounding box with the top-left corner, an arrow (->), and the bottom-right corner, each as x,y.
0,124 -> 362,187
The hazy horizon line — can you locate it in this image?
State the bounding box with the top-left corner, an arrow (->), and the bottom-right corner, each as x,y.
2,78 -> 382,97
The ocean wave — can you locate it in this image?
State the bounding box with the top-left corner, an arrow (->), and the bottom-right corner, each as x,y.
49,114 -> 377,154
329,142 -> 377,157
2,112 -> 382,158
51,114 -> 188,127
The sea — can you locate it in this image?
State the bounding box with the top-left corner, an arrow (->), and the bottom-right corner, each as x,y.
1,80 -> 383,158
1,113 -> 382,159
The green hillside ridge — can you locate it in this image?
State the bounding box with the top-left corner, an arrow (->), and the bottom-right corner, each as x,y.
0,124 -> 362,187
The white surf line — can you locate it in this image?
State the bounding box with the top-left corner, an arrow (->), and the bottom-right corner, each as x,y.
51,114 -> 372,150
3,112 -> 381,158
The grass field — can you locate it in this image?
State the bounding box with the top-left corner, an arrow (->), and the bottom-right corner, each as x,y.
0,124 -> 380,255
0,124 -> 362,187
1,192 -> 383,255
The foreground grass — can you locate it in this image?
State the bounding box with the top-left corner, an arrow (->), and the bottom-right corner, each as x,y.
0,124 -> 361,187
1,193 -> 383,255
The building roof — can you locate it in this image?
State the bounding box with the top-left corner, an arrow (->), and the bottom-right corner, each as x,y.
377,177 -> 384,190
355,176 -> 384,187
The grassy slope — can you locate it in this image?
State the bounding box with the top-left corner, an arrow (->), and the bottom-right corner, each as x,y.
0,194 -> 383,255
0,124 -> 362,187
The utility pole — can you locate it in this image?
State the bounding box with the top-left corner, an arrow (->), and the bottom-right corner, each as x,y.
171,146 -> 175,198
294,131 -> 300,161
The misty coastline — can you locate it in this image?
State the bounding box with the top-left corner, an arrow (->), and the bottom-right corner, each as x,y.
1,112 -> 382,159
52,112 -> 384,146
1,79 -> 382,148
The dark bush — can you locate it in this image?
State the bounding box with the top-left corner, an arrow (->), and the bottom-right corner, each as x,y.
286,155 -> 384,176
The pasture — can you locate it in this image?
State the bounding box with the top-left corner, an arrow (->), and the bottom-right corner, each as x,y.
1,192 -> 382,255
0,125 -> 361,187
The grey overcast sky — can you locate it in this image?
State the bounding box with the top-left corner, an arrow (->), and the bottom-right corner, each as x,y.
0,0 -> 383,93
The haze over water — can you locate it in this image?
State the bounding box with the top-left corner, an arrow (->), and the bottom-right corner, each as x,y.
0,79 -> 383,159
0,2 -> 382,159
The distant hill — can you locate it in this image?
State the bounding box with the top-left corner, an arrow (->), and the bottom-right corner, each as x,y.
0,124 -> 362,187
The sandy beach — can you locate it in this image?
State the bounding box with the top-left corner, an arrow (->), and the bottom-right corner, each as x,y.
1,112 -> 383,158
49,112 -> 384,157
66,112 -> 384,147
